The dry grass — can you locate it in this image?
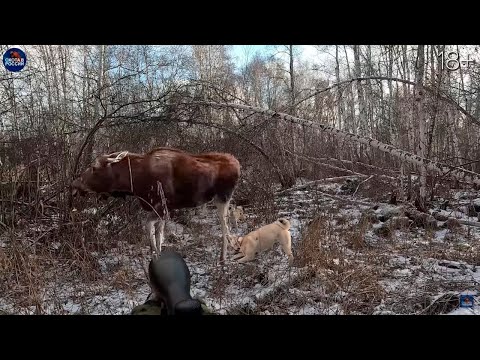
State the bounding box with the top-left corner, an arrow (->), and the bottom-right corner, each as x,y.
0,200 -> 153,314
291,213 -> 386,314
346,215 -> 371,249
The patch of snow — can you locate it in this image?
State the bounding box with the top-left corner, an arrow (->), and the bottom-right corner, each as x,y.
340,208 -> 363,219
86,285 -> 150,315
392,269 -> 412,277
453,191 -> 473,201
379,279 -> 403,292
434,229 -> 448,242
389,256 -> 411,267
324,304 -> 344,315
239,296 -> 256,309
105,214 -> 121,224
62,300 -> 81,314
82,208 -> 98,215
319,183 -> 340,192
471,269 -> 480,284
447,306 -> 480,315
296,305 -> 321,315
332,291 -> 348,301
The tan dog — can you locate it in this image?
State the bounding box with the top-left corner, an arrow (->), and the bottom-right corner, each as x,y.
231,218 -> 293,265
229,204 -> 246,229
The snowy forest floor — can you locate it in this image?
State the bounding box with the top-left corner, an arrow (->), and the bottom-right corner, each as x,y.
1,177 -> 479,315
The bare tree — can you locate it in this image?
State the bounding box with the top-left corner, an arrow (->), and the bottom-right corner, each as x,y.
414,45 -> 427,210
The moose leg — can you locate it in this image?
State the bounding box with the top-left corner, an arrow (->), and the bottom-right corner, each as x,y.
155,218 -> 166,254
215,198 -> 232,264
145,215 -> 158,255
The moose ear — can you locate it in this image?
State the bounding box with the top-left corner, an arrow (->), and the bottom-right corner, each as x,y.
106,151 -> 128,164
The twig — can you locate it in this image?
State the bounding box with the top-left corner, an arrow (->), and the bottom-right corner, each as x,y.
0,199 -> 60,209
60,220 -> 91,226
285,149 -> 399,181
315,190 -> 374,207
127,155 -> 134,193
275,176 -> 360,196
352,175 -> 374,196
157,181 -> 170,222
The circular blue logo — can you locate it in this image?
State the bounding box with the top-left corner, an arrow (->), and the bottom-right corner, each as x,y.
3,48 -> 27,72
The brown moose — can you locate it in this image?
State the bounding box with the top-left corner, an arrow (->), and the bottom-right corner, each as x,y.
71,147 -> 241,263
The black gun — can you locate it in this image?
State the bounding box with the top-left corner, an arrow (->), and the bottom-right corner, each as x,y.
131,250 -> 211,315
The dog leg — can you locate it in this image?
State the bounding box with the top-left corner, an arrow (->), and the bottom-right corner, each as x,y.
145,215 -> 158,256
280,232 -> 294,265
155,218 -> 166,254
237,255 -> 256,264
231,252 -> 245,261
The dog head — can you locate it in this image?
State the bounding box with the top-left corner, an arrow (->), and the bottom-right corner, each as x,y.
229,205 -> 246,222
276,218 -> 291,230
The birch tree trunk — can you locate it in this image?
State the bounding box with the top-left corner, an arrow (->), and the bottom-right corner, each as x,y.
387,45 -> 394,142
353,46 -> 366,135
288,45 -> 299,177
447,106 -> 459,165
388,46 -> 405,201
353,45 -> 368,164
366,45 -> 374,136
84,45 -> 105,168
335,45 -> 343,130
414,45 -> 427,210
427,45 -> 445,159
344,45 -> 356,136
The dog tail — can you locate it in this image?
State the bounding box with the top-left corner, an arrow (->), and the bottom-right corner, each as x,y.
278,218 -> 291,230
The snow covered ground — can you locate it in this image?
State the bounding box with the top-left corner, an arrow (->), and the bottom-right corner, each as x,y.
1,178 -> 479,315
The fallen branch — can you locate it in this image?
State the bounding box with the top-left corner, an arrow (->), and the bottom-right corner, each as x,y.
306,155 -> 399,175
275,176 -> 359,196
431,210 -> 480,228
404,207 -> 438,229
314,190 -> 373,207
352,175 -> 374,196
0,199 -> 60,210
191,101 -> 480,186
285,150 -> 365,176
455,219 -> 480,228
276,176 -> 374,207
407,206 -> 480,229
286,150 -> 397,183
